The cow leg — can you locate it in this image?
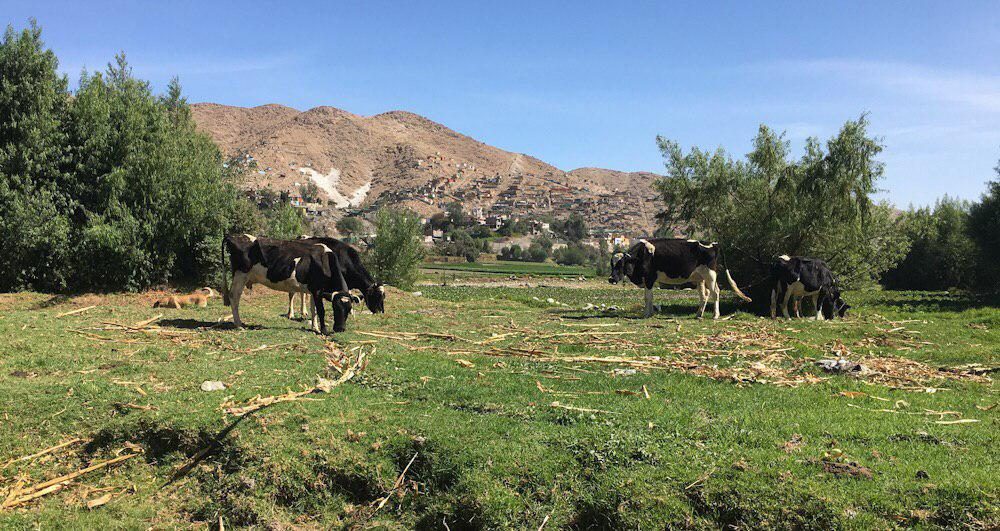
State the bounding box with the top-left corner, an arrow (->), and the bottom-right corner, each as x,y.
813,293 -> 824,320
300,293 -> 310,319
696,280 -> 708,319
229,271 -> 248,329
286,293 -> 296,319
770,288 -> 778,319
706,269 -> 721,319
312,290 -> 327,334
643,288 -> 654,318
781,288 -> 793,319
793,298 -> 801,318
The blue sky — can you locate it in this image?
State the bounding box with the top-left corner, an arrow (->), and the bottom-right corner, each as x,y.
6,1 -> 999,207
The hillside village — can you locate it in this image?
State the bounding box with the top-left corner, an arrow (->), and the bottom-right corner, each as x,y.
191,103 -> 662,246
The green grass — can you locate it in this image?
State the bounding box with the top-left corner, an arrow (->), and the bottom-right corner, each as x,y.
421,260 -> 597,277
0,287 -> 997,529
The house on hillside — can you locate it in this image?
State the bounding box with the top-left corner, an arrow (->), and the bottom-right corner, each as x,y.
606,233 -> 631,249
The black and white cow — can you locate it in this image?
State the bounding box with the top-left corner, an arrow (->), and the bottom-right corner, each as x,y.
285,236 -> 386,320
297,237 -> 385,314
222,234 -> 356,334
769,255 -> 849,320
608,238 -> 752,318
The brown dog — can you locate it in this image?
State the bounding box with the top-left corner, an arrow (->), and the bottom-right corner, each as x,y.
153,287 -> 216,309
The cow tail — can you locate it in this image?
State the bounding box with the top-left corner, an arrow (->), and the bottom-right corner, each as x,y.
724,269 -> 752,302
221,235 -> 231,307
717,244 -> 752,302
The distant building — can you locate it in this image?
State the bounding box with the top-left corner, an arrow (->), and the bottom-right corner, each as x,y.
606,233 -> 631,248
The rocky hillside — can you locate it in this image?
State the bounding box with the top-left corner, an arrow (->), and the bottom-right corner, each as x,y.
191,103 -> 661,233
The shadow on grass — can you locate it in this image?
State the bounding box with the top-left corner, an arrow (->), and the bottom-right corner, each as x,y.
158,319 -> 263,331
878,292 -> 1000,312
553,300 -> 747,320
31,294 -> 72,309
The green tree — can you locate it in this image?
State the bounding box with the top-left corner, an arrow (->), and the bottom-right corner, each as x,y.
299,180 -> 321,203
655,116 -> 909,301
884,198 -> 977,290
526,243 -> 548,262
438,229 -> 480,262
968,160 -> 1000,290
533,233 -> 554,253
368,208 -> 425,289
554,243 -> 588,266
265,202 -> 307,240
445,202 -> 468,227
468,224 -> 493,239
499,244 -> 523,261
0,22 -> 259,291
557,213 -> 588,242
336,216 -> 365,239
0,21 -> 73,291
497,218 -> 527,236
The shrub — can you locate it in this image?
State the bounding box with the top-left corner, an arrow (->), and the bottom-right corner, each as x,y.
883,197 -> 977,290
526,243 -> 548,262
554,244 -> 589,266
498,244 -> 523,261
368,208 -> 424,290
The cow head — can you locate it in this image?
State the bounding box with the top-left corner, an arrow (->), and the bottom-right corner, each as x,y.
331,291 -> 354,332
608,252 -> 633,284
823,286 -> 850,319
363,283 -> 386,313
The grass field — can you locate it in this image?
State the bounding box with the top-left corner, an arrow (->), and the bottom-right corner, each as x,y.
0,285 -> 997,529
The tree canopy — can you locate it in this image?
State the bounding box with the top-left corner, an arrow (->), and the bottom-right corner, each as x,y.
0,22 -> 259,291
655,116 -> 909,299
968,160 -> 1000,290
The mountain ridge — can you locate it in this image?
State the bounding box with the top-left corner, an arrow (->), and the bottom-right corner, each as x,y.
191,102 -> 661,233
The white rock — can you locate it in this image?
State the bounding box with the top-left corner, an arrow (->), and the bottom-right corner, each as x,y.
200,380 -> 226,392
412,291 -> 423,297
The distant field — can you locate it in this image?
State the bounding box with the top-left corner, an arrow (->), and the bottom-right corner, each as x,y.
421,260 -> 597,277
0,287 -> 996,528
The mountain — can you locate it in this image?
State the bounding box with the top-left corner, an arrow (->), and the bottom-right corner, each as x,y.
191,103 -> 661,234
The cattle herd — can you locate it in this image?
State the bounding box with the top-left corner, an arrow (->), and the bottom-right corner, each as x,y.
216,234 -> 847,334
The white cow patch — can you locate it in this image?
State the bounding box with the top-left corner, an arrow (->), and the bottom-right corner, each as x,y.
656,264 -> 713,286
314,243 -> 333,254
685,239 -> 716,249
779,254 -> 790,261
785,281 -> 819,297
639,239 -> 655,253
243,233 -> 257,242
246,259 -> 309,294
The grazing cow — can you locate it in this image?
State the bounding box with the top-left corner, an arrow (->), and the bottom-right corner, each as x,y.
608,238 -> 752,318
222,234 -> 355,334
769,255 -> 849,320
297,237 -> 385,314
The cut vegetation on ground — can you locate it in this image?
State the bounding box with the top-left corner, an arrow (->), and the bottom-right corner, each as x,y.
0,285 -> 997,529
